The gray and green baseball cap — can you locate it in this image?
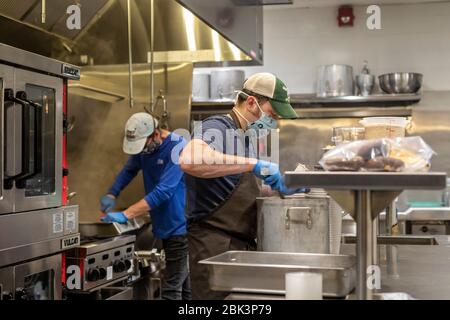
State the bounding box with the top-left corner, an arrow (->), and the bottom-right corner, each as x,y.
243,73 -> 298,119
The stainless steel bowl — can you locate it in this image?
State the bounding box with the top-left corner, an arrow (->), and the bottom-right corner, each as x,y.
378,72 -> 423,94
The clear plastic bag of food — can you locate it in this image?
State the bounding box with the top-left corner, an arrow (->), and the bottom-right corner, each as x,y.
319,136 -> 435,172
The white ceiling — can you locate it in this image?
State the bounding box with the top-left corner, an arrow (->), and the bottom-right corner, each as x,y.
269,0 -> 450,8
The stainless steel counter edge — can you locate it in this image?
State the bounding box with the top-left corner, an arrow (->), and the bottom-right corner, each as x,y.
192,93 -> 421,105
284,171 -> 447,190
191,104 -> 413,119
289,93 -> 421,104
402,207 -> 450,221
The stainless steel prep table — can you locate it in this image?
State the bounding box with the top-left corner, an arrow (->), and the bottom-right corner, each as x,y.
284,171 -> 447,300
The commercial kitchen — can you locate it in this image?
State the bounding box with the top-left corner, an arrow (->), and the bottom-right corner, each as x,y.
0,0 -> 450,301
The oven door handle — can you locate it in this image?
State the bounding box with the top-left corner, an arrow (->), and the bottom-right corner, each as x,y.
3,89 -> 30,186
1,85 -> 5,192
15,91 -> 42,188
4,89 -> 16,189
10,94 -> 31,184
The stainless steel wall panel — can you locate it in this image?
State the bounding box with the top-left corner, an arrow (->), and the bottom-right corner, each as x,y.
67,63 -> 193,222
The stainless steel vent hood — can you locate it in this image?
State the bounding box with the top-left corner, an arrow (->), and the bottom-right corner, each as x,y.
176,0 -> 263,66
0,0 -> 112,41
0,0 -> 263,66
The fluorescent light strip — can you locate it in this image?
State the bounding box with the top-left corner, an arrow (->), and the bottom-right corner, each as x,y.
183,8 -> 196,51
212,30 -> 221,61
228,41 -> 241,61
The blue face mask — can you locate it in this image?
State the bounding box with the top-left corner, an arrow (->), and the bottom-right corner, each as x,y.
235,91 -> 278,131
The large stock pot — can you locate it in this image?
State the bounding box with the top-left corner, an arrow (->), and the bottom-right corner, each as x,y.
256,191 -> 343,254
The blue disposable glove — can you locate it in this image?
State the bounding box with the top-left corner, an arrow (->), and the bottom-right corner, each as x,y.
278,176 -> 310,195
279,184 -> 310,195
252,160 -> 283,191
262,174 -> 310,195
101,212 -> 129,224
252,160 -> 279,178
252,160 -> 282,185
100,194 -> 116,213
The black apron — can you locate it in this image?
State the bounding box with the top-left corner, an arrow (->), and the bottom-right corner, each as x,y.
188,110 -> 261,300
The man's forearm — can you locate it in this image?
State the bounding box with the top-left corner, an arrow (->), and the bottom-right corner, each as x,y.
184,160 -> 255,178
124,199 -> 151,219
180,139 -> 257,178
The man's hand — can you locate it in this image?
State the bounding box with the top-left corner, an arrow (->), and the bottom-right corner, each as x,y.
252,160 -> 279,178
101,212 -> 129,224
252,160 -> 282,189
100,194 -> 116,213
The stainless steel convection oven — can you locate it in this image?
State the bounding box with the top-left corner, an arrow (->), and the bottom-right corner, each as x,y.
0,43 -> 81,300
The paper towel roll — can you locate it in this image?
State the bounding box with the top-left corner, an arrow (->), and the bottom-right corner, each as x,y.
285,272 -> 323,300
329,199 -> 344,255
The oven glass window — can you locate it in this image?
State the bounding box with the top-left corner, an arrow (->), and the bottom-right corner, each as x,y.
24,84 -> 56,197
22,270 -> 53,300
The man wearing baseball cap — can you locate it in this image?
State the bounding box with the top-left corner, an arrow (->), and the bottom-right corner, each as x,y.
180,72 -> 308,299
100,112 -> 191,300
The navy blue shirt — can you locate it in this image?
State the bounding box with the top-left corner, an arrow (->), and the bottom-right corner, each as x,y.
185,115 -> 256,222
108,133 -> 187,239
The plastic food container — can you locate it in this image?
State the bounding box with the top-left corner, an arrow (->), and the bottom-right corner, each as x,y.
285,272 -> 323,300
359,117 -> 409,139
332,126 -> 365,145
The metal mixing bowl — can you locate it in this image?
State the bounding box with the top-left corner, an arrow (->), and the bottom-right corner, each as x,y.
378,72 -> 423,94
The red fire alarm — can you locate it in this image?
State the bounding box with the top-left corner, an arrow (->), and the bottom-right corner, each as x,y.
338,5 -> 355,27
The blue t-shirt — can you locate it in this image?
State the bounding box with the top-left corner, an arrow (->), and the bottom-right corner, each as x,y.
108,133 -> 187,239
185,115 -> 256,223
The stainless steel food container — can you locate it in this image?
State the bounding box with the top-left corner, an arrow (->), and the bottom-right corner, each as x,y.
316,64 -> 354,97
199,251 -> 356,297
356,73 -> 375,96
210,69 -> 245,100
257,194 -> 343,254
192,72 -> 210,101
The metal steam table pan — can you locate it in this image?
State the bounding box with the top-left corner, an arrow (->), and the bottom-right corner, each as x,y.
200,251 -> 356,298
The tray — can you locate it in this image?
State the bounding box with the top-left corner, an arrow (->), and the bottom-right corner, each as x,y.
79,218 -> 146,238
200,251 -> 356,298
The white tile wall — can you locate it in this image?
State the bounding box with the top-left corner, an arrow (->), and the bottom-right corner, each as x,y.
199,2 -> 450,93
